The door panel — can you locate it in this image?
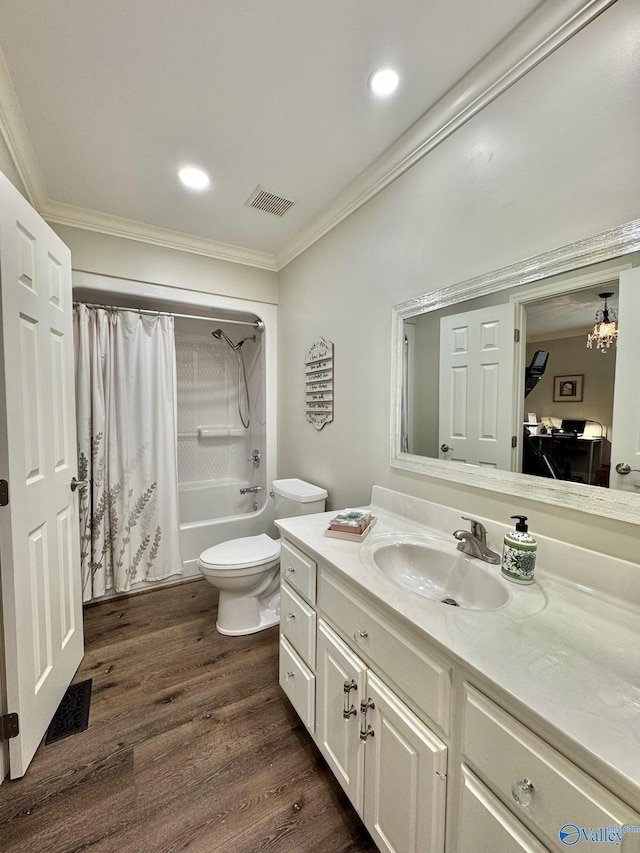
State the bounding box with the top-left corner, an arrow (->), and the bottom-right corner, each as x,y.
316,620 -> 366,813
363,672 -> 447,853
440,303 -> 516,469
0,171 -> 83,778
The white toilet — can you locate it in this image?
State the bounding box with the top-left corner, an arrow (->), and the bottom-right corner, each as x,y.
197,478 -> 327,636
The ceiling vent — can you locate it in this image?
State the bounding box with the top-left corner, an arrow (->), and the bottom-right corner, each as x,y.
246,185 -> 296,217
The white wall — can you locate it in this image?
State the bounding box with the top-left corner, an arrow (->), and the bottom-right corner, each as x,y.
277,0 -> 640,563
51,224 -> 278,305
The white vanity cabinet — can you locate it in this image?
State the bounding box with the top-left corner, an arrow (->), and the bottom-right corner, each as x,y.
278,537 -> 449,853
278,540 -> 318,732
277,530 -> 640,853
456,685 -> 640,853
316,620 -> 447,853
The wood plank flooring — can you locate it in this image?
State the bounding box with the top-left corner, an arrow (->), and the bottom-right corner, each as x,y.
0,580 -> 377,853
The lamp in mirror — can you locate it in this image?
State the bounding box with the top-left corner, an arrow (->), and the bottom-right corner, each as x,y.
586,291 -> 618,353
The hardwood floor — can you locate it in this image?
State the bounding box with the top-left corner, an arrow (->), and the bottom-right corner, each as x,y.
0,580 -> 377,853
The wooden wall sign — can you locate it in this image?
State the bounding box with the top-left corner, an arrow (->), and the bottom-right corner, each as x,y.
305,338 -> 334,430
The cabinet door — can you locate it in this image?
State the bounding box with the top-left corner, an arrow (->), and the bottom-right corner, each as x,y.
316,621 -> 366,814
363,672 -> 447,853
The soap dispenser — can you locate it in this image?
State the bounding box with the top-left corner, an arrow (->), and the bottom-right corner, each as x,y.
501,515 -> 536,584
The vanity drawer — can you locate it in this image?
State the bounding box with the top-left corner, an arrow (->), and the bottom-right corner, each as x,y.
280,580 -> 316,668
279,636 -> 315,731
462,685 -> 640,851
457,765 -> 548,852
280,540 -> 316,605
318,569 -> 451,731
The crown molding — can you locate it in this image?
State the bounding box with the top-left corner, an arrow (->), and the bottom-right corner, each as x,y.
274,0 -> 617,269
0,45 -> 49,209
42,200 -> 278,271
0,1 -> 616,273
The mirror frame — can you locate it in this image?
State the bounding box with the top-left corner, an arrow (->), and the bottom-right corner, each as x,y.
391,219 -> 640,525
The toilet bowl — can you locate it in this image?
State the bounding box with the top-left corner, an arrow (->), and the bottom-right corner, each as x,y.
197,478 -> 327,636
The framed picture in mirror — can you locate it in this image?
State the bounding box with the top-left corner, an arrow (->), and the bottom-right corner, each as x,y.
553,374 -> 584,402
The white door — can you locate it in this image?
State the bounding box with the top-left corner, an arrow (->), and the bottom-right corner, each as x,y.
316,621 -> 366,814
439,303 -> 517,469
0,172 -> 83,778
363,672 -> 447,853
610,267 -> 640,493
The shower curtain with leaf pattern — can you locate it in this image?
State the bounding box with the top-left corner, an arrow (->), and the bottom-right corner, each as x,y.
74,304 -> 183,601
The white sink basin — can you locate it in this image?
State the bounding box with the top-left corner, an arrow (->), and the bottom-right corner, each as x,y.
361,533 -> 509,611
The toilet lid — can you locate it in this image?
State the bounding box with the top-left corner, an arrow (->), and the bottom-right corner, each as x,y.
199,534 -> 280,569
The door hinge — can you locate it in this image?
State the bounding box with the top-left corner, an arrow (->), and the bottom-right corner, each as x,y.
514,329 -> 521,343
0,713 -> 19,741
0,479 -> 8,506
512,435 -> 518,448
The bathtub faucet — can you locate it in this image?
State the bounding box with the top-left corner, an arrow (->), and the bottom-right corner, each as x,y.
240,486 -> 264,495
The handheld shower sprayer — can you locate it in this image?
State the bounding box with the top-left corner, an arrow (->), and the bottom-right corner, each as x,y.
212,328 -> 236,349
212,329 -> 256,350
211,327 -> 257,429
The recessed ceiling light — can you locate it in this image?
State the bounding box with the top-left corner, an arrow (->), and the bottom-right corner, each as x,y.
369,67 -> 399,98
178,165 -> 210,191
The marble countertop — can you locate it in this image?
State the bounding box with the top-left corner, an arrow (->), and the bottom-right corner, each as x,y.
276,504 -> 640,796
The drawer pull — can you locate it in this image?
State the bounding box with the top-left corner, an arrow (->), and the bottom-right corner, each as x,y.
511,778 -> 535,807
286,566 -> 295,574
285,612 -> 296,621
360,698 -> 375,741
285,671 -> 295,681
354,629 -> 368,640
343,679 -> 358,720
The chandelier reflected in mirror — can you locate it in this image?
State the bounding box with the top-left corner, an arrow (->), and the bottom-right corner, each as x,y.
586,291 -> 618,353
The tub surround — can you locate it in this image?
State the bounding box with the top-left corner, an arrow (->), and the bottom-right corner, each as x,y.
276,486 -> 640,850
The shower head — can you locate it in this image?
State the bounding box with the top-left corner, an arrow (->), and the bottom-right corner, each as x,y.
212,328 -> 258,350
212,328 -> 237,350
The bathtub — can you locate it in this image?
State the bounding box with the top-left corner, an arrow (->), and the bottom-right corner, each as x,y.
179,479 -> 275,575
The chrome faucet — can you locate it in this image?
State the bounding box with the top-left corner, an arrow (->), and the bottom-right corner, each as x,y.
453,516 -> 500,564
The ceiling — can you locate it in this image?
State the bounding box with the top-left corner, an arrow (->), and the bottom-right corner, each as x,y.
0,1 -> 547,267
526,283 -> 619,340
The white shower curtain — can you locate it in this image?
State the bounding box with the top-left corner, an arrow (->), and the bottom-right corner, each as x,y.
74,304 -> 183,601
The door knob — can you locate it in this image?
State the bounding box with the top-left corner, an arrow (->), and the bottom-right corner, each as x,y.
615,463 -> 640,475
441,444 -> 451,453
70,477 -> 89,492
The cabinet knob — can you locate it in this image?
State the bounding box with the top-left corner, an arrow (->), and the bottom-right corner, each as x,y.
285,671 -> 295,681
286,612 -> 296,621
511,778 -> 535,807
354,629 -> 368,640
286,566 -> 295,574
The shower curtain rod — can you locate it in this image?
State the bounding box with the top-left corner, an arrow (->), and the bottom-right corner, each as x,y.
73,301 -> 264,331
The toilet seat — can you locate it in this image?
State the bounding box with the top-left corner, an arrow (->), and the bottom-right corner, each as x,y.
198,533 -> 280,571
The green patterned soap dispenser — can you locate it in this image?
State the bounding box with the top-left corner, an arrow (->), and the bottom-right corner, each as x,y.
501,515 -> 536,584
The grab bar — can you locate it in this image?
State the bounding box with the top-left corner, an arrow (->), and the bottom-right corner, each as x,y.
239,486 -> 264,495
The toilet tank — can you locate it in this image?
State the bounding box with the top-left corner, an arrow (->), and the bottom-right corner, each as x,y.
272,478 -> 327,519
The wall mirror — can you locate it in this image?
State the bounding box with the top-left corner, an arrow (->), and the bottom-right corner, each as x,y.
391,220 -> 640,525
